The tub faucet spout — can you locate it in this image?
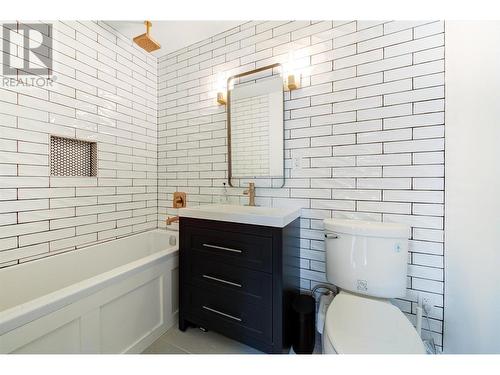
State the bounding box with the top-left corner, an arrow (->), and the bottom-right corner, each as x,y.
166,216 -> 179,225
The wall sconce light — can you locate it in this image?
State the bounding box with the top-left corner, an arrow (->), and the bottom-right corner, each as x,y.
217,91 -> 227,105
286,73 -> 300,91
286,74 -> 300,91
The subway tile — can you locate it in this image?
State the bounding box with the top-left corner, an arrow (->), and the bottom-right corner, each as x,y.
410,240 -> 443,256
384,165 -> 444,177
357,178 -> 411,190
333,189 -> 381,201
291,189 -> 331,199
414,21 -> 444,39
384,86 -> 444,106
334,96 -> 382,113
383,213 -> 443,230
413,73 -> 444,89
0,243 -> 49,264
384,138 -> 444,153
358,201 -> 411,214
334,49 -> 383,70
333,143 -> 382,156
334,72 -> 383,91
357,79 -> 412,98
414,46 -> 444,64
413,203 -> 444,216
414,99 -> 444,114
333,25 -> 383,49
357,54 -> 412,76
50,214 -> 97,230
357,153 -> 412,166
50,233 -> 97,251
311,199 -> 356,211
384,60 -> 444,82
332,166 -> 382,177
311,89 -> 356,106
358,29 -> 412,53
310,178 -> 355,189
333,119 -> 382,134
384,190 -> 444,204
357,103 -> 412,121
408,264 -> 443,281
412,278 -> 443,294
0,237 -> 17,254
384,34 -> 444,58
357,128 -> 412,143
413,178 -> 444,190
311,67 -> 357,86
18,207 -> 75,223
292,21 -> 332,40
413,151 -> 444,165
0,199 -> 49,213
311,156 -> 356,167
383,112 -> 444,130
383,21 -> 429,35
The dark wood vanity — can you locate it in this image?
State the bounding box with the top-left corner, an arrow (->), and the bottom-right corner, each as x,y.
178,216 -> 301,354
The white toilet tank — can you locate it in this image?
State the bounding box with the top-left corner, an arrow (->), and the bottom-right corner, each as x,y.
323,219 -> 410,298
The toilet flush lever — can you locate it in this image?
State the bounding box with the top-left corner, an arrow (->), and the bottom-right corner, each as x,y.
325,233 -> 339,239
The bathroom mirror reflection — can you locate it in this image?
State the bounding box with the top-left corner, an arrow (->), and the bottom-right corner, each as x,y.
227,64 -> 284,187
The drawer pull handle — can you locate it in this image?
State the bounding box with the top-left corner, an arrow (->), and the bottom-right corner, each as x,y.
202,243 -> 242,253
202,274 -> 242,288
202,306 -> 242,322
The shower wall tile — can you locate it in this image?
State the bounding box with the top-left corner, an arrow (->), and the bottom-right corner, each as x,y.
157,20 -> 445,350
0,21 -> 157,267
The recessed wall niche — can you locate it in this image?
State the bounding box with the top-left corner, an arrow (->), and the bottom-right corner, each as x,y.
50,136 -> 97,177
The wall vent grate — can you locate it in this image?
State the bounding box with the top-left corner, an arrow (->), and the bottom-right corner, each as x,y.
50,136 -> 97,177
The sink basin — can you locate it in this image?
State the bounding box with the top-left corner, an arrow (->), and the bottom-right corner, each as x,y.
178,204 -> 301,228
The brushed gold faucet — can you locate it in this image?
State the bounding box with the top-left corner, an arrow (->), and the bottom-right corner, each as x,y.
243,182 -> 256,206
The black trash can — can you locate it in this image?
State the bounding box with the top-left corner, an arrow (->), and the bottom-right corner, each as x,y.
292,294 -> 316,354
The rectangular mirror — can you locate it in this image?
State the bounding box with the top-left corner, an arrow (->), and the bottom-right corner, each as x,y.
227,65 -> 284,187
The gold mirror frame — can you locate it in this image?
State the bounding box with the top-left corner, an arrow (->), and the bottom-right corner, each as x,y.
226,63 -> 285,188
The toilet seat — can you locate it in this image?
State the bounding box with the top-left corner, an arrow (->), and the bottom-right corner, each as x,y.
323,291 -> 426,354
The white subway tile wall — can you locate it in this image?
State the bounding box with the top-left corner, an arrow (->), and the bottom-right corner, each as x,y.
0,22 -> 158,265
158,20 -> 445,349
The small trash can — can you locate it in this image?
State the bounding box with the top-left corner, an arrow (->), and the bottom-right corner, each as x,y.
292,294 -> 316,354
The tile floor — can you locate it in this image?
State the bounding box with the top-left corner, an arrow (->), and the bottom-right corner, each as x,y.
142,325 -> 322,354
142,326 -> 262,354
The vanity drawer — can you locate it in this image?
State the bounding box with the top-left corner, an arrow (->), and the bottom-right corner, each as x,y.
187,256 -> 272,305
184,285 -> 272,343
184,227 -> 273,273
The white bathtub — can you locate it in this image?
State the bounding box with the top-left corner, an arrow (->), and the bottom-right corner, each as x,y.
0,229 -> 179,354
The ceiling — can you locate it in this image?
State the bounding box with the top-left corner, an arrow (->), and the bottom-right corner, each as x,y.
105,21 -> 243,57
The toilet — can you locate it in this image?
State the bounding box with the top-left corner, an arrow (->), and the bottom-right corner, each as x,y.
322,219 -> 426,354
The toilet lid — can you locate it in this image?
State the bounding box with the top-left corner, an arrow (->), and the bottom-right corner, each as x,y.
325,292 -> 426,354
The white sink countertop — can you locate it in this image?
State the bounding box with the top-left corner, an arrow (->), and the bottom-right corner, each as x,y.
178,204 -> 301,228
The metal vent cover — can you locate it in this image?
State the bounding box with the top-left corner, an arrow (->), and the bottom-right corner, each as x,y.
50,136 -> 97,177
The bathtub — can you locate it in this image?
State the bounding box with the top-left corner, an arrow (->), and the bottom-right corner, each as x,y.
0,229 -> 179,354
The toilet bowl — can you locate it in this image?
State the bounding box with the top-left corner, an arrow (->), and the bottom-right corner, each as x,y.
322,218 -> 427,354
322,291 -> 426,354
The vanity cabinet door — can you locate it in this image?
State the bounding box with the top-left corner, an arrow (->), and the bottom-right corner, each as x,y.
184,226 -> 273,273
187,255 -> 272,306
184,285 -> 273,343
